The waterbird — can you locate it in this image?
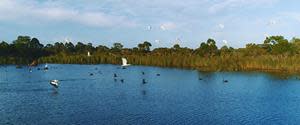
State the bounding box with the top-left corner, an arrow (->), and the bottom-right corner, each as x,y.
156,73 -> 160,76
87,51 -> 91,57
142,79 -> 147,84
199,78 -> 203,80
221,71 -> 228,83
50,80 -> 59,88
121,58 -> 131,68
90,73 -> 94,76
120,79 -> 124,83
44,63 -> 49,70
114,73 -> 117,77
142,72 -> 145,75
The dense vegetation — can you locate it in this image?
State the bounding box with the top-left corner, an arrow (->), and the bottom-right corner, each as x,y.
2,35 -> 300,73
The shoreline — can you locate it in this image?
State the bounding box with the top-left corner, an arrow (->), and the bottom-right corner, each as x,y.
2,62 -> 300,77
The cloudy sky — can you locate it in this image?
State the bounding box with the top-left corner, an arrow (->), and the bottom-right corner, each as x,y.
1,0 -> 300,48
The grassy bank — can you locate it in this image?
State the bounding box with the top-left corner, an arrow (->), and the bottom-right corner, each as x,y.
2,35 -> 300,75
36,53 -> 300,74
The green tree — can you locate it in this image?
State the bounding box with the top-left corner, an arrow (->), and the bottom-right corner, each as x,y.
291,37 -> 300,54
244,43 -> 267,56
75,42 -> 87,54
28,37 -> 44,59
173,44 -> 181,50
263,36 -> 294,54
96,45 -> 109,52
195,38 -> 218,57
112,42 -> 123,52
0,41 -> 9,56
138,43 -> 144,51
12,36 -> 31,58
143,41 -> 152,52
65,42 -> 75,54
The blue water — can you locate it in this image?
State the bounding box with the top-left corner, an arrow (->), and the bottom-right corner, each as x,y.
1,64 -> 300,125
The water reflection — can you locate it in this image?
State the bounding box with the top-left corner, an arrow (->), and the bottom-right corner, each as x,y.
51,89 -> 59,96
141,90 -> 147,96
1,64 -> 300,125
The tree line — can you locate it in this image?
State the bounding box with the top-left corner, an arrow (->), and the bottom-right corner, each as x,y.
1,35 -> 300,73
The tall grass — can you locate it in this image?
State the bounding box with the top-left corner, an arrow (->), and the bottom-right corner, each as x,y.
35,53 -> 300,74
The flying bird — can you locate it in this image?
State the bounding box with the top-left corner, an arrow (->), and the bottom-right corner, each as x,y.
121,57 -> 131,69
147,25 -> 152,31
268,20 -> 277,26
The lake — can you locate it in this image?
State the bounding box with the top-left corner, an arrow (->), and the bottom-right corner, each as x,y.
1,64 -> 300,125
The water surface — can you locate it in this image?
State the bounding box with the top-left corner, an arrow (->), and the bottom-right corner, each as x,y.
0,64 -> 300,125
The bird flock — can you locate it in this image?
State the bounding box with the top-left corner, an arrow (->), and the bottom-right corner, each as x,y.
0,58 -> 230,90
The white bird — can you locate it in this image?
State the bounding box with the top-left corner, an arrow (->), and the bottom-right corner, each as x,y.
87,51 -> 91,57
44,63 -> 49,70
268,20 -> 277,26
147,25 -> 152,30
50,80 -> 59,88
121,58 -> 131,68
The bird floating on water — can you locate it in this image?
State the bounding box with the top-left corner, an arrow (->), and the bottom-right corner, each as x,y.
44,63 -> 49,70
50,80 -> 59,88
156,73 -> 160,76
142,79 -> 147,84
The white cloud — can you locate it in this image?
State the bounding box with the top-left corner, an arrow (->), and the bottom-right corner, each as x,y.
160,22 -> 177,31
0,0 -> 136,28
264,33 -> 269,37
64,37 -> 72,43
280,12 -> 300,22
174,37 -> 182,45
209,0 -> 278,13
218,23 -> 225,29
155,39 -> 161,44
222,40 -> 228,44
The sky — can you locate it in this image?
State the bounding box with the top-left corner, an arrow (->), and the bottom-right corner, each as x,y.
1,0 -> 300,48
